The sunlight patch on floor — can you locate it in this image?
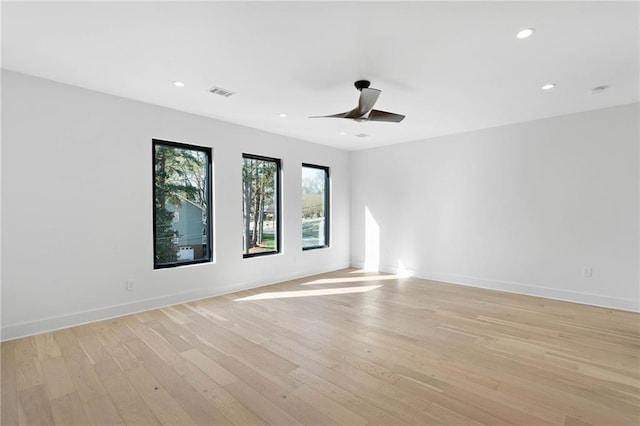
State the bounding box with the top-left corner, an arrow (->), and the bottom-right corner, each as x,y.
301,275 -> 402,285
234,285 -> 383,301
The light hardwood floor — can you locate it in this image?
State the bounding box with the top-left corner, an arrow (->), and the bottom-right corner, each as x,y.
1,269 -> 639,425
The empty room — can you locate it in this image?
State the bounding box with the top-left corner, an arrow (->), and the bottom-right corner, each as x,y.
1,1 -> 638,425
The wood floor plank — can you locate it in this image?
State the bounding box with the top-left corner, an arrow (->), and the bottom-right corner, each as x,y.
260,334 -> 340,369
216,355 -> 337,425
125,320 -> 185,366
188,313 -> 300,376
33,333 -> 62,360
102,340 -> 141,371
328,361 -> 442,423
224,380 -> 302,425
1,340 -> 19,426
291,384 -> 368,426
124,365 -> 196,425
94,359 -> 161,426
106,317 -> 139,342
125,338 -> 233,425
2,268 -> 638,425
160,305 -> 194,325
14,336 -> 37,359
40,356 -> 76,400
82,394 -> 125,425
186,303 -> 270,345
51,328 -> 82,359
49,392 -> 92,426
17,384 -> 55,425
63,349 -> 108,403
15,355 -> 44,391
181,348 -> 238,386
288,366 -> 407,425
565,415 -> 594,426
76,328 -> 111,364
172,359 -> 266,426
146,319 -> 193,352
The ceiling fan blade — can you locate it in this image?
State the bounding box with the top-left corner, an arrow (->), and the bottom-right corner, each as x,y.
346,87 -> 380,118
368,109 -> 405,122
309,112 -> 350,119
309,82 -> 404,122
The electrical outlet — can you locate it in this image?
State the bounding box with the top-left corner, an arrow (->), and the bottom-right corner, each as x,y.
126,279 -> 136,290
583,267 -> 592,277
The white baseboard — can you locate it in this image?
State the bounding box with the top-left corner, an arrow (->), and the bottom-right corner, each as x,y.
351,261 -> 640,313
1,262 -> 350,341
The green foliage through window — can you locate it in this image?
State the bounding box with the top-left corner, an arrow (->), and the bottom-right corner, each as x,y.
153,140 -> 212,268
242,155 -> 281,257
302,164 -> 329,249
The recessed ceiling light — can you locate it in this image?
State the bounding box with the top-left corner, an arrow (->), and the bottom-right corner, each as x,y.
172,81 -> 185,88
279,113 -> 288,118
339,131 -> 346,135
590,85 -> 609,95
542,83 -> 556,90
516,28 -> 535,39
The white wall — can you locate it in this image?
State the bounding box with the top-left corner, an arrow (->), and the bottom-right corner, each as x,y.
1,70 -> 351,340
3,70 -> 637,341
351,103 -> 639,311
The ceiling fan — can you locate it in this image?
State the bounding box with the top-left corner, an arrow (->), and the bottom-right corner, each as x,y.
311,80 -> 405,123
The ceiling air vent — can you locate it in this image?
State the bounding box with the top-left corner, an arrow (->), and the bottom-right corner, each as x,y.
354,133 -> 369,138
208,86 -> 235,97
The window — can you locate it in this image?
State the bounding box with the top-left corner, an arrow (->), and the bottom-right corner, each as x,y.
302,164 -> 329,250
153,140 -> 212,269
242,154 -> 281,257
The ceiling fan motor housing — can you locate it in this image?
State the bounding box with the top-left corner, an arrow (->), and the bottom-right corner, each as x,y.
354,80 -> 371,91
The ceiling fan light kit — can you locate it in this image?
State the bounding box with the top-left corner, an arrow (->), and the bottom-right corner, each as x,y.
311,80 -> 406,123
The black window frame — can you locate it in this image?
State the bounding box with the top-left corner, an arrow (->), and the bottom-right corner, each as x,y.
301,163 -> 330,251
153,139 -> 213,269
242,153 -> 282,259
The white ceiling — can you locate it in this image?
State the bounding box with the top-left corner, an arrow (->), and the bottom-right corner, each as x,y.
2,1 -> 638,150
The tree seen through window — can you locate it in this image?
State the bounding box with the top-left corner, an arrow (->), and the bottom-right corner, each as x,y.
302,164 -> 329,249
153,140 -> 212,268
242,155 -> 280,256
